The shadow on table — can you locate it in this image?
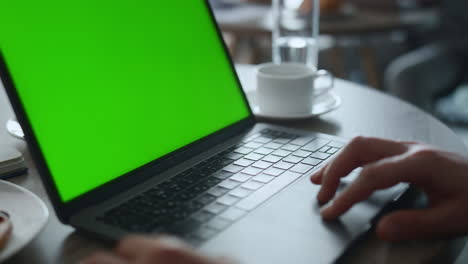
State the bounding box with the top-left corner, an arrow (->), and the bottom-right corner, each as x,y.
259,117 -> 342,136
59,231 -> 112,264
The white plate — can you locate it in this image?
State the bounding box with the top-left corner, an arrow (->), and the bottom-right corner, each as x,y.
246,90 -> 341,120
6,119 -> 24,140
0,180 -> 49,261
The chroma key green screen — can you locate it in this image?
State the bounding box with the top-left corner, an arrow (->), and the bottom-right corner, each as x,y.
0,1 -> 250,202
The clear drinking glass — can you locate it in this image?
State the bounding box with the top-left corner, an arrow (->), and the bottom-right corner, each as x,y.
272,0 -> 320,70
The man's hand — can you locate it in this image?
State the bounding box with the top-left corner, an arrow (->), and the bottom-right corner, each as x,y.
80,236 -> 231,264
311,136 -> 468,241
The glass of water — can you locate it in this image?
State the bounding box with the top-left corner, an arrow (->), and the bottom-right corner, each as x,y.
272,0 -> 320,70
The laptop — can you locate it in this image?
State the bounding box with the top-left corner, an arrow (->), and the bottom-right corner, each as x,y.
0,1 -> 407,263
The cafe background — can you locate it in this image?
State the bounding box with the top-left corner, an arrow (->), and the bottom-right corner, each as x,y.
211,0 -> 468,149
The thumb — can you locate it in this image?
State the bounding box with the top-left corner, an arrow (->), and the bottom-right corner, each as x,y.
376,205 -> 458,241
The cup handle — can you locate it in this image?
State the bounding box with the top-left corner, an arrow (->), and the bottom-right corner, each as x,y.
314,69 -> 334,96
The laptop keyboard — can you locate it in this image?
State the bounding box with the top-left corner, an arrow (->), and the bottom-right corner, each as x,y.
97,129 -> 345,243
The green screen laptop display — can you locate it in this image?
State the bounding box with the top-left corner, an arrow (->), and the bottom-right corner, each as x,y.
0,1 -> 250,202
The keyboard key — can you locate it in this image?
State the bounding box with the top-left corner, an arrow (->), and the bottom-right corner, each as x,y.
282,155 -> 303,164
263,142 -> 283,149
279,132 -> 297,139
253,136 -> 272,144
217,194 -> 241,206
254,147 -> 274,155
310,152 -> 331,160
244,142 -> 263,149
229,187 -> 253,198
271,149 -> 292,157
289,163 -> 313,174
244,153 -> 264,161
234,147 -> 254,155
218,179 -> 242,190
241,180 -> 264,191
302,139 -> 330,152
159,182 -> 184,193
251,160 -> 272,169
144,187 -> 170,200
327,147 -> 339,154
222,164 -> 244,173
190,184 -> 212,194
220,207 -> 247,221
262,155 -> 282,163
185,201 -> 205,213
292,149 -> 312,158
212,171 -> 233,180
225,152 -> 243,160
273,161 -> 294,170
218,158 -> 233,167
319,146 -> 331,153
273,138 -> 291,144
241,167 -> 263,176
260,129 -> 278,138
253,174 -> 275,183
202,176 -> 223,187
176,191 -> 199,202
160,200 -> 183,210
328,141 -> 346,148
207,186 -> 230,197
100,129 -> 341,237
263,167 -> 285,176
230,173 -> 252,183
226,146 -> 237,152
207,217 -> 232,231
174,210 -> 195,223
204,165 -> 223,176
241,137 -> 252,143
233,158 -> 254,167
281,144 -> 301,152
192,210 -> 216,222
204,202 -> 228,214
195,193 -> 216,205
168,218 -> 201,235
289,137 -> 315,146
236,171 -> 302,211
249,133 -> 261,139
302,157 -> 322,166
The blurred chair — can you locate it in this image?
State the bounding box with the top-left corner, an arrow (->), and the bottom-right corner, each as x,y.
384,0 -> 468,113
384,42 -> 464,112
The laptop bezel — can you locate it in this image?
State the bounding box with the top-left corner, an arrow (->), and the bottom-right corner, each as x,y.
0,0 -> 256,223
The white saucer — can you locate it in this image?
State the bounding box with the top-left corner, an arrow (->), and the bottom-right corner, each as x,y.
0,180 -> 49,261
6,119 -> 24,140
246,91 -> 341,120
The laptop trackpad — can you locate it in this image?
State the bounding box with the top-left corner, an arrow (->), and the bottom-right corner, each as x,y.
200,173 -> 406,264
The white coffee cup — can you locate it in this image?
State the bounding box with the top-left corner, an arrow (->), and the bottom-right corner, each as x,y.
256,63 -> 334,116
